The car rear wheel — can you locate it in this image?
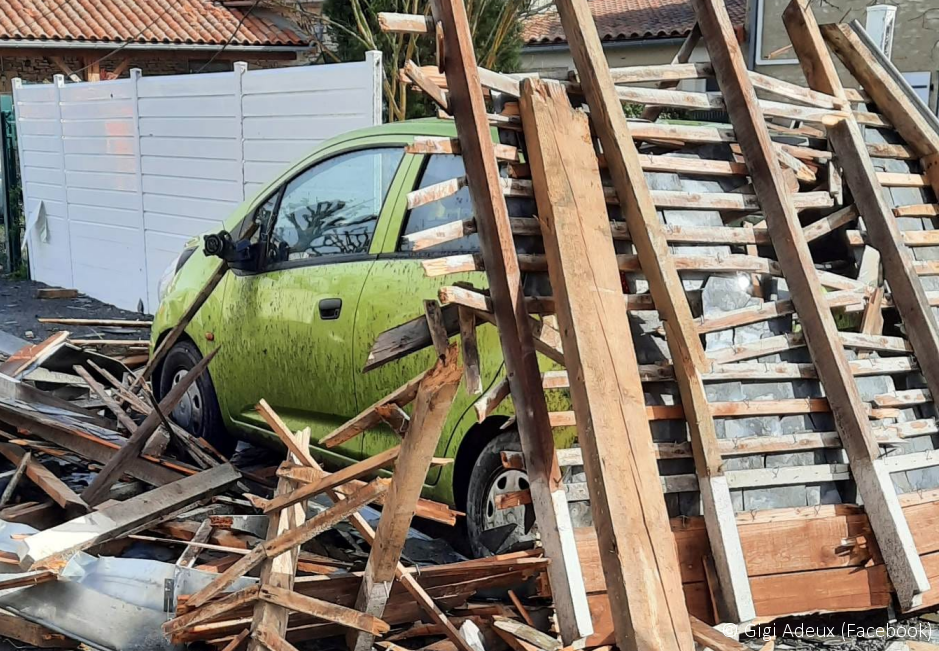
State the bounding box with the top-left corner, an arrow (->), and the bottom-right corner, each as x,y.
466,430 -> 539,558
158,340 -> 235,457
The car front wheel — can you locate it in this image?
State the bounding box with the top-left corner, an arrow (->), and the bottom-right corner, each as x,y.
157,340 -> 234,457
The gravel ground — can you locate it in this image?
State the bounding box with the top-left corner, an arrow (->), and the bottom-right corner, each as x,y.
0,277 -> 149,343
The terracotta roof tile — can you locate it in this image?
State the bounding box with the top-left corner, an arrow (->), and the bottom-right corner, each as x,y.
523,0 -> 747,45
0,0 -> 306,47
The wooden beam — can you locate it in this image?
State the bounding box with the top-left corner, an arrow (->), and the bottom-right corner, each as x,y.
260,585 -> 389,636
19,463 -> 239,570
263,445 -> 400,514
319,370 -> 429,449
458,306 -> 482,395
784,8 -> 939,564
349,346 -> 462,651
546,0 -> 753,626
47,56 -> 81,82
692,0 -> 929,611
820,24 -> 939,159
519,77 -> 713,645
0,450 -> 29,509
0,443 -> 87,515
183,478 -> 389,611
433,0 -> 593,641
404,60 -> 449,112
378,12 -> 434,34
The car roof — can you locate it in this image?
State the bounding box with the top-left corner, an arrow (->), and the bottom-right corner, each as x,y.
320,118 -> 459,150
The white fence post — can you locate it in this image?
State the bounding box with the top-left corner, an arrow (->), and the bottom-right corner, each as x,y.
129,68 -> 150,312
367,50 -> 383,125
234,62 -> 247,202
52,74 -> 74,287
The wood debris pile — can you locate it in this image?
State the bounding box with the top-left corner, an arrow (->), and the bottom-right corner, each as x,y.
371,0 -> 939,649
0,329 -> 547,651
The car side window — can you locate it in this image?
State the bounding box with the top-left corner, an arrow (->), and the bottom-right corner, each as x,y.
268,147 -> 404,263
399,154 -> 481,253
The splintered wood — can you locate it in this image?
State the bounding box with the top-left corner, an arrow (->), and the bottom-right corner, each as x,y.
378,0 -> 939,647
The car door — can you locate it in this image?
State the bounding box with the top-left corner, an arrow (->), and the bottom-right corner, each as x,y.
353,152 -> 525,486
219,144 -> 406,465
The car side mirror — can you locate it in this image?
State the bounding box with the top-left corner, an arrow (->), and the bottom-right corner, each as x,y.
203,229 -> 259,271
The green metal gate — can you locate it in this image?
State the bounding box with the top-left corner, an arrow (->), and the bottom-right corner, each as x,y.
0,96 -> 23,276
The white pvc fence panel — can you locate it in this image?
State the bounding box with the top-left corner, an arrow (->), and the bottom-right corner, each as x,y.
14,53 -> 382,312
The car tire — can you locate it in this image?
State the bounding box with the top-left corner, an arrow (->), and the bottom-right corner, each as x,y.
466,430 -> 538,558
158,340 -> 235,457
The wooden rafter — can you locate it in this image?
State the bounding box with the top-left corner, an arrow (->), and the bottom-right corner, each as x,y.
413,0 -> 594,642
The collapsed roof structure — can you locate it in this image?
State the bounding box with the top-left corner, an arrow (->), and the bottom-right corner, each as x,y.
378,0 -> 939,648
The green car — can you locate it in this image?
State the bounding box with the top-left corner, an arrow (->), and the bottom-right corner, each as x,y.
151,119 -> 572,556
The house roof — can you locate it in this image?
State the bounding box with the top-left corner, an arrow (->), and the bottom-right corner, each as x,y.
523,0 -> 747,46
0,0 -> 306,48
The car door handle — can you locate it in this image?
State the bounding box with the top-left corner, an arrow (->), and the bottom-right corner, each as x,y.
318,298 -> 343,320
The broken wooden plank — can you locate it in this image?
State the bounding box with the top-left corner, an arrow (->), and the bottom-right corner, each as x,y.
246,422 -> 310,651
184,478 -> 389,611
19,463 -> 239,570
694,0 -> 929,611
0,611 -> 76,648
260,402 -> 476,651
263,445 -> 400,514
81,347 -> 220,505
0,443 -> 87,514
261,585 -> 389,636
320,370 -> 430,449
378,12 -> 433,34
458,307 -> 482,395
137,262 -> 227,383
404,60 -> 449,112
349,346 -> 462,651
405,136 -> 518,161
176,519 -> 213,569
0,450 -> 29,510
256,400 -> 318,468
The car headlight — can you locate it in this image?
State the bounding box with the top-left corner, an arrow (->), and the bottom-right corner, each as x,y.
157,247 -> 196,305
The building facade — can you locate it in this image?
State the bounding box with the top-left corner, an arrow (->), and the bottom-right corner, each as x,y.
750,0 -> 937,110
0,0 -> 311,93
520,0 -> 938,113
